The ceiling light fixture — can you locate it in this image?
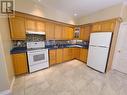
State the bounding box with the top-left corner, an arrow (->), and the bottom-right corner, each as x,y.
74,13 -> 78,16
38,0 -> 41,2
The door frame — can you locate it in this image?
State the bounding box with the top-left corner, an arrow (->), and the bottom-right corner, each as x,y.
112,22 -> 127,71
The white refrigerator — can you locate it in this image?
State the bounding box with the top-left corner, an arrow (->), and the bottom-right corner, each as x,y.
87,32 -> 112,73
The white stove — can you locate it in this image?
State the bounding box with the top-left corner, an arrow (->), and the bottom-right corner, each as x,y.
27,41 -> 49,73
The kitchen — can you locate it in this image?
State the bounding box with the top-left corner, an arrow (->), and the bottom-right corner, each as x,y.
0,0 -> 127,95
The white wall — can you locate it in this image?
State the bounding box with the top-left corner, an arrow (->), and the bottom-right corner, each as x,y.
0,17 -> 14,94
121,2 -> 127,22
112,3 -> 127,70
14,0 -> 127,25
0,36 -> 10,92
15,0 -> 75,25
15,0 -> 127,25
76,3 -> 123,25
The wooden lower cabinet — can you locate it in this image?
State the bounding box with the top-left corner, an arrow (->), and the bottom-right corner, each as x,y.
56,49 -> 63,63
49,48 -> 74,66
12,53 -> 28,75
49,48 -> 88,66
72,48 -> 80,59
68,48 -> 73,60
72,48 -> 88,63
79,49 -> 88,63
49,50 -> 56,66
63,48 -> 70,62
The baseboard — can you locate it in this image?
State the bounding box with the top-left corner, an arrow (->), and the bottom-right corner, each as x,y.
10,77 -> 15,93
0,77 -> 15,95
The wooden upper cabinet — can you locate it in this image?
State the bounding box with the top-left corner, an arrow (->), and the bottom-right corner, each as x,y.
26,19 -> 45,32
63,26 -> 69,40
54,24 -> 63,40
46,22 -> 55,40
36,21 -> 45,32
26,19 -> 36,31
9,16 -> 26,40
80,25 -> 91,41
68,27 -> 74,40
12,53 -> 28,75
63,26 -> 74,40
101,20 -> 116,32
80,27 -> 85,40
92,22 -> 101,32
92,19 -> 116,32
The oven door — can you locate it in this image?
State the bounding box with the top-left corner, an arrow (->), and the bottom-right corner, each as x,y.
27,49 -> 48,66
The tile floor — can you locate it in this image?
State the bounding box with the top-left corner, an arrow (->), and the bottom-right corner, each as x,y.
12,60 -> 127,95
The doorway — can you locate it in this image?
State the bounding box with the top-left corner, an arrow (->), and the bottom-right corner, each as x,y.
113,22 -> 127,74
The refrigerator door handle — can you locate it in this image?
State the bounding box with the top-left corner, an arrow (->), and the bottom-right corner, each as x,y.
90,45 -> 108,48
90,45 -> 97,47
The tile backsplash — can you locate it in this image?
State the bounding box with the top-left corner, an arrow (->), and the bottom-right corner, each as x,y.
45,40 -> 89,46
27,34 -> 46,42
12,34 -> 89,48
12,40 -> 26,48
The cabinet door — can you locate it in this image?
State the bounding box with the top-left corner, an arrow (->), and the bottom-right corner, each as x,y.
26,19 -> 36,31
63,26 -> 74,40
12,53 -> 28,75
36,21 -> 45,32
68,27 -> 74,40
101,20 -> 116,32
63,48 -> 71,61
56,49 -> 63,63
63,26 -> 69,40
46,22 -> 55,40
63,48 -> 68,62
80,27 -> 85,40
54,24 -> 63,40
73,48 -> 80,59
80,49 -> 88,63
92,23 -> 101,32
49,50 -> 56,65
84,25 -> 91,41
80,25 -> 91,41
9,16 -> 26,40
68,48 -> 73,60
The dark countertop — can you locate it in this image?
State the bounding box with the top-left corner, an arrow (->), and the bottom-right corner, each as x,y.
11,44 -> 89,54
46,44 -> 89,50
10,47 -> 27,54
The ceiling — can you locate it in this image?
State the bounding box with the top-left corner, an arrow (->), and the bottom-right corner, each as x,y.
33,0 -> 125,19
